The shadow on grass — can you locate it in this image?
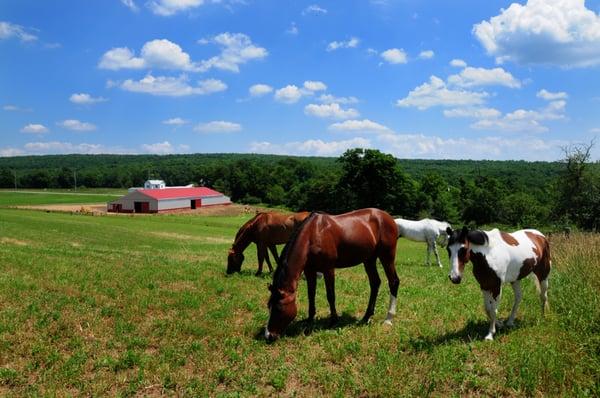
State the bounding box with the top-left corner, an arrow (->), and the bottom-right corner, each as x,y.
407,319 -> 525,351
253,312 -> 360,342
226,269 -> 273,279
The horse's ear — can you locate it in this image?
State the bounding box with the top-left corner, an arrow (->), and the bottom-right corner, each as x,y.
467,230 -> 488,245
446,226 -> 453,235
459,226 -> 469,240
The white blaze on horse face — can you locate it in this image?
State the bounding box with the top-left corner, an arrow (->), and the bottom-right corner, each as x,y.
448,243 -> 464,281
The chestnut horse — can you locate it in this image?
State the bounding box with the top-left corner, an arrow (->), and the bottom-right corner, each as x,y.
227,211 -> 310,275
446,226 -> 551,340
265,208 -> 400,341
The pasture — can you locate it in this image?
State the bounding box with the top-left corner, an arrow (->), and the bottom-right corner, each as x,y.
0,190 -> 122,207
0,206 -> 599,396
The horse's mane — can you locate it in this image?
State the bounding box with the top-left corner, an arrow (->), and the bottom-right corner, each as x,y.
272,211 -> 320,290
233,212 -> 265,247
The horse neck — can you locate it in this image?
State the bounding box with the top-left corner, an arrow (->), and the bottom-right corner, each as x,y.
232,223 -> 256,253
274,233 -> 310,295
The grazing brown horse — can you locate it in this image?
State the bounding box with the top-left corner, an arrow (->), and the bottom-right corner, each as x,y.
265,208 -> 400,341
227,211 -> 310,275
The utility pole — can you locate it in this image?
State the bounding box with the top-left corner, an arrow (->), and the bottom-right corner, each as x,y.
73,170 -> 77,191
13,170 -> 17,191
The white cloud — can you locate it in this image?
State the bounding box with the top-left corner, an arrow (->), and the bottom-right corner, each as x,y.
194,121 -> 242,133
249,83 -> 273,97
162,117 -> 189,125
286,22 -> 299,35
120,0 -> 139,11
473,0 -> 600,68
21,124 -> 48,134
443,107 -> 502,119
450,59 -> 467,68
381,48 -> 408,64
141,141 -> 173,154
120,74 -> 227,97
0,147 -> 26,157
0,21 -> 37,42
198,33 -> 268,73
377,132 -> 567,160
537,89 -> 568,100
396,75 -> 488,110
148,0 -> 204,16
318,94 -> 359,104
303,5 -> 328,15
329,119 -> 391,132
23,141 -> 128,155
327,37 -> 360,51
419,50 -> 434,59
58,119 -> 97,132
69,93 -> 108,105
250,137 -> 371,156
304,103 -> 360,119
274,85 -> 305,104
471,100 -> 567,133
3,104 -> 31,112
303,80 -> 327,92
589,127 -> 600,133
447,66 -> 521,88
98,47 -> 146,70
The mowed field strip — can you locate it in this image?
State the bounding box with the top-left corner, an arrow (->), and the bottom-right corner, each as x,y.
0,195 -> 598,395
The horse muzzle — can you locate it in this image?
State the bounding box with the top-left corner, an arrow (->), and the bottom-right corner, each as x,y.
449,275 -> 462,284
264,328 -> 279,343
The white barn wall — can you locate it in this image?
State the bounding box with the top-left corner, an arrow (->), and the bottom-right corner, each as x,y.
202,195 -> 231,206
157,198 -> 194,211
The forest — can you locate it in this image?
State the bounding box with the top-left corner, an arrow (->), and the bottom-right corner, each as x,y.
1,146 -> 598,231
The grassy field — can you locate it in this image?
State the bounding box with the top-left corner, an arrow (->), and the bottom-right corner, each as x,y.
0,190 -> 122,207
0,206 -> 599,396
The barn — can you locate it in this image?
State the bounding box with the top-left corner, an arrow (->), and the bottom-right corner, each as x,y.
107,187 -> 231,213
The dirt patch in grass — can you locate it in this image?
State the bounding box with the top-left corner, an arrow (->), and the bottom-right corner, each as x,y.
0,237 -> 30,246
149,232 -> 230,244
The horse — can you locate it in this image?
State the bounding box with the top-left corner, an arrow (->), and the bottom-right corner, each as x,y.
264,208 -> 400,341
395,218 -> 451,267
446,226 -> 551,341
227,211 -> 310,276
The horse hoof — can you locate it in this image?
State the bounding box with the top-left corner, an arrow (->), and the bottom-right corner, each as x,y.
484,334 -> 494,341
382,319 -> 393,326
329,317 -> 339,328
255,272 -> 262,277
506,320 -> 515,328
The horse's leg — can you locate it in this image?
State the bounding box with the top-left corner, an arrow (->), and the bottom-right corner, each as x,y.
539,277 -> 549,315
305,267 -> 317,333
255,244 -> 265,276
268,244 -> 280,266
263,246 -> 273,272
432,240 -> 442,268
506,281 -> 522,327
323,269 -> 338,326
425,241 -> 431,266
380,253 -> 400,326
482,288 -> 502,341
362,258 -> 381,324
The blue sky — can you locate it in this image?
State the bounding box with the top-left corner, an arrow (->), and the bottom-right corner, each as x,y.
2,0 -> 600,160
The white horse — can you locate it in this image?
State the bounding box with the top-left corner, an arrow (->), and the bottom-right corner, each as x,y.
394,218 -> 451,267
446,226 -> 551,341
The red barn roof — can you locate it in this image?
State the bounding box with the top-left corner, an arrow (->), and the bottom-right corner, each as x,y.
138,187 -> 224,200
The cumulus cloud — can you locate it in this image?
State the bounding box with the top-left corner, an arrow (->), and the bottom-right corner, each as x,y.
249,84 -> 273,97
381,48 -> 408,64
328,119 -> 391,132
0,147 -> 26,157
327,37 -> 360,51
148,0 -> 204,16
21,124 -> 48,134
58,119 -> 97,132
286,22 -> 299,35
162,117 -> 189,125
419,50 -> 434,59
23,141 -> 128,155
3,104 -> 32,112
120,74 -> 227,97
120,0 -> 138,11
304,103 -> 360,120
303,80 -> 327,92
450,59 -> 467,68
69,93 -> 108,105
473,0 -> 600,68
198,33 -> 268,73
194,121 -> 242,133
250,137 -> 370,156
537,89 -> 568,100
141,141 -> 174,154
274,85 -> 304,104
447,66 -> 521,88
0,21 -> 37,42
318,94 -> 359,104
471,100 -> 567,133
303,4 -> 328,15
396,76 -> 488,110
443,107 -> 502,119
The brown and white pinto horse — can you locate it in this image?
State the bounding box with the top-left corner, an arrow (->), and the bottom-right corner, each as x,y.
446,226 -> 551,341
265,208 -> 400,341
227,211 -> 310,275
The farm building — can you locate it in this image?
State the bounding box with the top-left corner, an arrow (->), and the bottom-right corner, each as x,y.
107,187 -> 231,213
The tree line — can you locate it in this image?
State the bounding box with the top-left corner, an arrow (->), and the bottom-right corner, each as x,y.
0,147 -> 598,231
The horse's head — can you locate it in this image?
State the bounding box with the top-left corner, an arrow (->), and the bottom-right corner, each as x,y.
446,226 -> 489,284
264,284 -> 297,342
226,248 -> 244,274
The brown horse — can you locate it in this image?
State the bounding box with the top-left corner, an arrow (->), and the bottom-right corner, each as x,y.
227,211 -> 310,275
265,208 -> 400,341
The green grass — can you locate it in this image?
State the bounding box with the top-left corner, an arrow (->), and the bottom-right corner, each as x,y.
0,190 -> 122,207
0,208 -> 598,396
